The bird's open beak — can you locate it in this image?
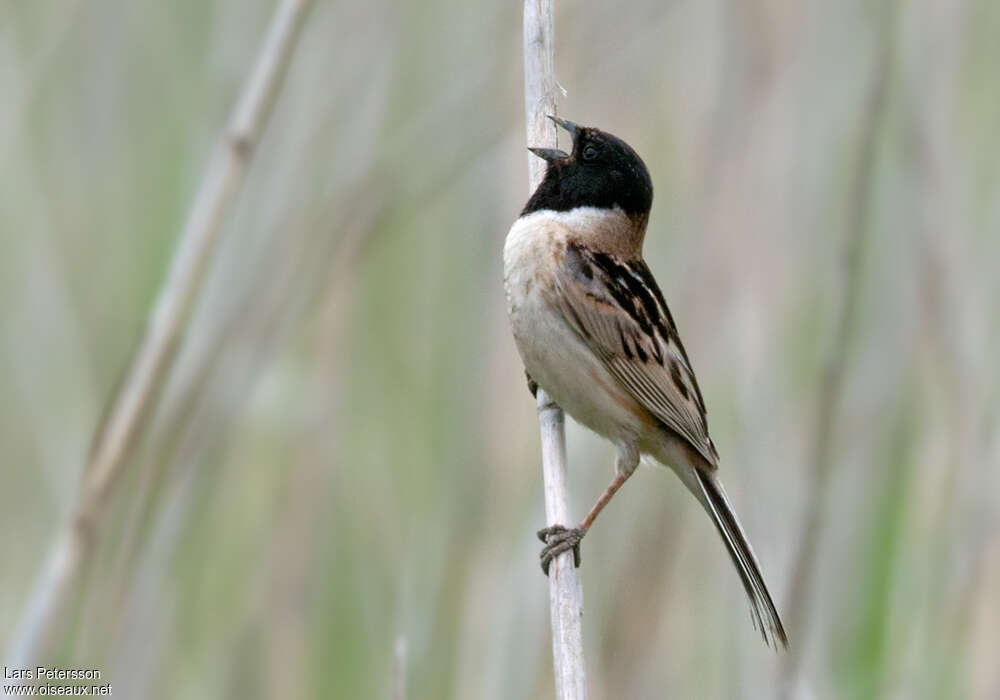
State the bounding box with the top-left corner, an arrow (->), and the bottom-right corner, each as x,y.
527,116 -> 580,162
528,147 -> 570,162
548,115 -> 580,141
528,114 -> 580,163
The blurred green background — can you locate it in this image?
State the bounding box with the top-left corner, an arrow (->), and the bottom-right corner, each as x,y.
2,0 -> 999,698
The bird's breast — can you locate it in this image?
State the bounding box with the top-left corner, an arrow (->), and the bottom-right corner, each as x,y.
503,214 -> 559,316
502,212 -> 650,444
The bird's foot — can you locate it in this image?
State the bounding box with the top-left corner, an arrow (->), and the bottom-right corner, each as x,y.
537,525 -> 584,575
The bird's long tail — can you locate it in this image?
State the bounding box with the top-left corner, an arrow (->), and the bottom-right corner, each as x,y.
691,467 -> 788,649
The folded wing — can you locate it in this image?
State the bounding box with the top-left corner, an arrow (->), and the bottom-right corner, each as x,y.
553,241 -> 718,467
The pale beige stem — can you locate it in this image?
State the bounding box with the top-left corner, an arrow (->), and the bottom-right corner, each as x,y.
780,4 -> 897,694
6,0 -> 315,667
523,1 -> 587,698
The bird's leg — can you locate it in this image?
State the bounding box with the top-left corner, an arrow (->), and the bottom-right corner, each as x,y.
538,446 -> 639,575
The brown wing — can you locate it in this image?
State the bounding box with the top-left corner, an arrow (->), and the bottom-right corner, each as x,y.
554,241 -> 718,466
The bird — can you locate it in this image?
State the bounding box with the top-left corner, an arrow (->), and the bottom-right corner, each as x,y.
503,116 -> 787,649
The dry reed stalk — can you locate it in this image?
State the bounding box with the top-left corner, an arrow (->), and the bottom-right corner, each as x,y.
6,0 -> 316,667
523,1 -> 587,697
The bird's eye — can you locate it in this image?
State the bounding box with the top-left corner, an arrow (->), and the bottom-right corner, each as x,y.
582,144 -> 600,161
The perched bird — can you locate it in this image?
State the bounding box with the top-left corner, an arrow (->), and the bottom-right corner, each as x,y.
503,117 -> 787,648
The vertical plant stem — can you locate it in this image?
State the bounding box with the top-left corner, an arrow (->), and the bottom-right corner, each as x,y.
523,1 -> 587,698
394,635 -> 407,700
780,5 -> 897,693
6,0 -> 315,668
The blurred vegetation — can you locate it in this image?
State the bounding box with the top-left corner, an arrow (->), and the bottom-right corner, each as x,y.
2,0 -> 999,698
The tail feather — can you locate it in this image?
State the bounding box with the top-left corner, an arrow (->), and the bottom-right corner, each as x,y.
693,468 -> 788,650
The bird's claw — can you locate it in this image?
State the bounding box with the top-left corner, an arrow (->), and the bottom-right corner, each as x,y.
537,525 -> 584,575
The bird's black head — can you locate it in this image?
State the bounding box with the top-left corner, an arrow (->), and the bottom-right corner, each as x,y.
521,118 -> 653,218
